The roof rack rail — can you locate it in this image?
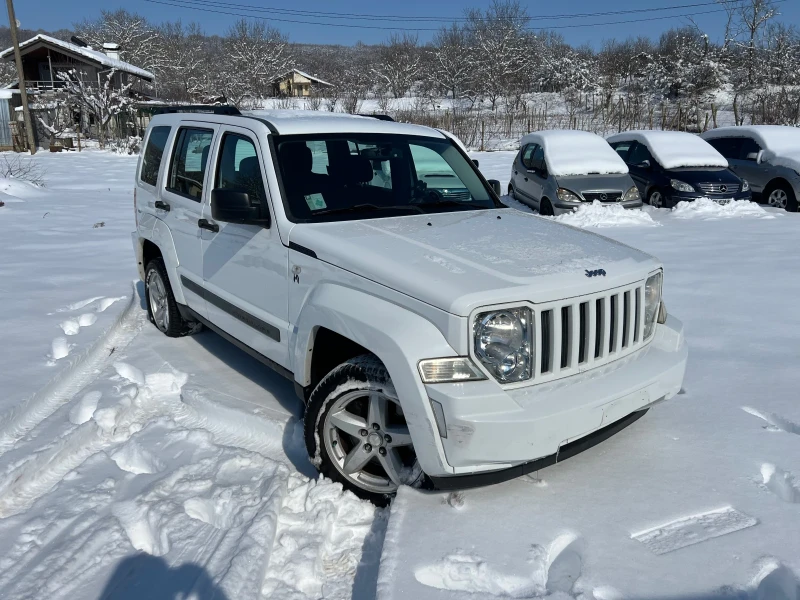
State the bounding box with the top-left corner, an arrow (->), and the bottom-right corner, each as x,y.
153,105 -> 241,116
357,113 -> 394,122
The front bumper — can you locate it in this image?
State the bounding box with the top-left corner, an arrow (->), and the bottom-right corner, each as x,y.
666,190 -> 751,207
553,199 -> 643,215
423,314 -> 687,479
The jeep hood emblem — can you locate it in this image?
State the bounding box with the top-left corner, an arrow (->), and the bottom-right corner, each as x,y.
585,269 -> 607,277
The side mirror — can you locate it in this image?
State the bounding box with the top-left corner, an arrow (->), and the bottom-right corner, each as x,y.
211,189 -> 269,226
636,160 -> 651,169
472,159 -> 480,168
488,179 -> 502,196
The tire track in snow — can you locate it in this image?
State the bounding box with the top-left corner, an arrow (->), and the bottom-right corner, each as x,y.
0,283 -> 143,458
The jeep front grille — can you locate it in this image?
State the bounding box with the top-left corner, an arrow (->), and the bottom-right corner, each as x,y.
696,182 -> 739,195
535,282 -> 647,383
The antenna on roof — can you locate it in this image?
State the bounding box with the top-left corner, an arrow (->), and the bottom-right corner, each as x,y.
70,36 -> 89,48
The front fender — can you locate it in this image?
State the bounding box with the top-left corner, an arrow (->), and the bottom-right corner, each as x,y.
292,283 -> 458,476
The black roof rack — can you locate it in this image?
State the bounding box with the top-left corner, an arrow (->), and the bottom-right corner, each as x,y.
357,113 -> 395,122
152,105 -> 241,116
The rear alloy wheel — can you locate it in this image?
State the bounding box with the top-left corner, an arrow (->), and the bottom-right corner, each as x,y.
648,189 -> 664,208
144,258 -> 200,337
765,183 -> 797,212
305,355 -> 422,505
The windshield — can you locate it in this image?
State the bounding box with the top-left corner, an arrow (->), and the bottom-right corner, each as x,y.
274,133 -> 501,222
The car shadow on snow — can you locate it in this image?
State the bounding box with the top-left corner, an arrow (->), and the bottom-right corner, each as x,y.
98,553 -> 229,600
134,284 -> 317,479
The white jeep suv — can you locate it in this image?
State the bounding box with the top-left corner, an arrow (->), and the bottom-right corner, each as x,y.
132,108 -> 688,504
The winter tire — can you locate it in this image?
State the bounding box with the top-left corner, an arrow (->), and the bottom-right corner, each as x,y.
144,258 -> 200,337
764,182 -> 797,212
648,189 -> 664,209
539,198 -> 554,216
304,354 -> 422,506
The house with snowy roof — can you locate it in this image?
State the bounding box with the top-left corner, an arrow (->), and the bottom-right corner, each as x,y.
271,69 -> 333,97
0,34 -> 154,150
0,34 -> 154,93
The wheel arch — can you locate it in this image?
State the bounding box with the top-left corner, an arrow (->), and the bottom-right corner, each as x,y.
291,283 -> 458,476
146,219 -> 185,305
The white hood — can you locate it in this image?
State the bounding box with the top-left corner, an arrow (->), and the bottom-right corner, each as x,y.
288,210 -> 660,316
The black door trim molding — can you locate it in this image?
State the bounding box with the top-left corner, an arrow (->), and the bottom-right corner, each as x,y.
180,275 -> 281,342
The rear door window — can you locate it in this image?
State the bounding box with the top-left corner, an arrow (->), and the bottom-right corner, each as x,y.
140,126 -> 170,186
167,127 -> 214,201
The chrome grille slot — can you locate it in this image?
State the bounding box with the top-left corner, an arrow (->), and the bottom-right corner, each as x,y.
609,294 -> 618,354
578,302 -> 588,364
540,310 -> 552,374
622,291 -> 630,348
560,306 -> 570,370
594,298 -> 604,359
527,280 -> 649,385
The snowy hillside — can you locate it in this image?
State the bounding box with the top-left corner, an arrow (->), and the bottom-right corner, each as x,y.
1,150 -> 799,599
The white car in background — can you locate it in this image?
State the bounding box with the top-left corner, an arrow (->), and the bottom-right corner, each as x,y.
132,108 -> 687,504
701,125 -> 800,212
509,130 -> 642,215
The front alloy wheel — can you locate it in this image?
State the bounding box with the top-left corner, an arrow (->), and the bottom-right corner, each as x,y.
305,355 -> 422,505
767,187 -> 788,209
648,189 -> 664,208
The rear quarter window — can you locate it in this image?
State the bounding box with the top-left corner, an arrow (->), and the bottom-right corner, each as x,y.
140,126 -> 171,186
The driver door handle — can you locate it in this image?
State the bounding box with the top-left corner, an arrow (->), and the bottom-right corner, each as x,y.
154,200 -> 170,211
198,218 -> 219,233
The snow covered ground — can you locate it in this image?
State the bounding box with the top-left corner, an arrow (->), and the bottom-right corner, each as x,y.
1,149 -> 799,600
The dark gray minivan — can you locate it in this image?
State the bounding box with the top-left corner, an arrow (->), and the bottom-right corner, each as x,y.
509,130 -> 642,215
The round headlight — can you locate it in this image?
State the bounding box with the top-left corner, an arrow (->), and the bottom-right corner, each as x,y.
474,308 -> 532,382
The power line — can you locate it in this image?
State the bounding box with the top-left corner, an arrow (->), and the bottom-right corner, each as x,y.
142,0 -> 781,32
144,0 -> 754,23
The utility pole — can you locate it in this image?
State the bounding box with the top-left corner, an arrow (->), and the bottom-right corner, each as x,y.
5,0 -> 36,154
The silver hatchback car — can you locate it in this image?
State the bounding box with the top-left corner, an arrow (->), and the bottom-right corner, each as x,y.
509,130 -> 642,215
701,125 -> 800,212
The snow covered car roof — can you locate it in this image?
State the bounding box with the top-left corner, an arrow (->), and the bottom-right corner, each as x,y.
520,130 -> 629,177
244,110 -> 447,138
701,125 -> 800,173
0,34 -> 154,81
607,130 -> 728,169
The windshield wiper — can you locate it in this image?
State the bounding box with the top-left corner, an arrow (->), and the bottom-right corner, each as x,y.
313,203 -> 424,217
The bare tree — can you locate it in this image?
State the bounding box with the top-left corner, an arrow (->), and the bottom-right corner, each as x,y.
373,33 -> 421,98
219,19 -> 292,107
430,24 -> 473,100
465,0 -> 530,111
75,10 -> 161,76
737,0 -> 777,85
56,69 -> 133,148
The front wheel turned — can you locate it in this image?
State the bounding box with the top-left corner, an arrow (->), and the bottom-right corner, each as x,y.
304,355 -> 422,506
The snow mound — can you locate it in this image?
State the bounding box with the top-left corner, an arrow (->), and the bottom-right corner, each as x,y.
520,130 -> 629,176
0,177 -> 44,200
551,201 -> 660,228
260,474 -> 376,599
607,130 -> 728,169
670,198 -> 775,220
